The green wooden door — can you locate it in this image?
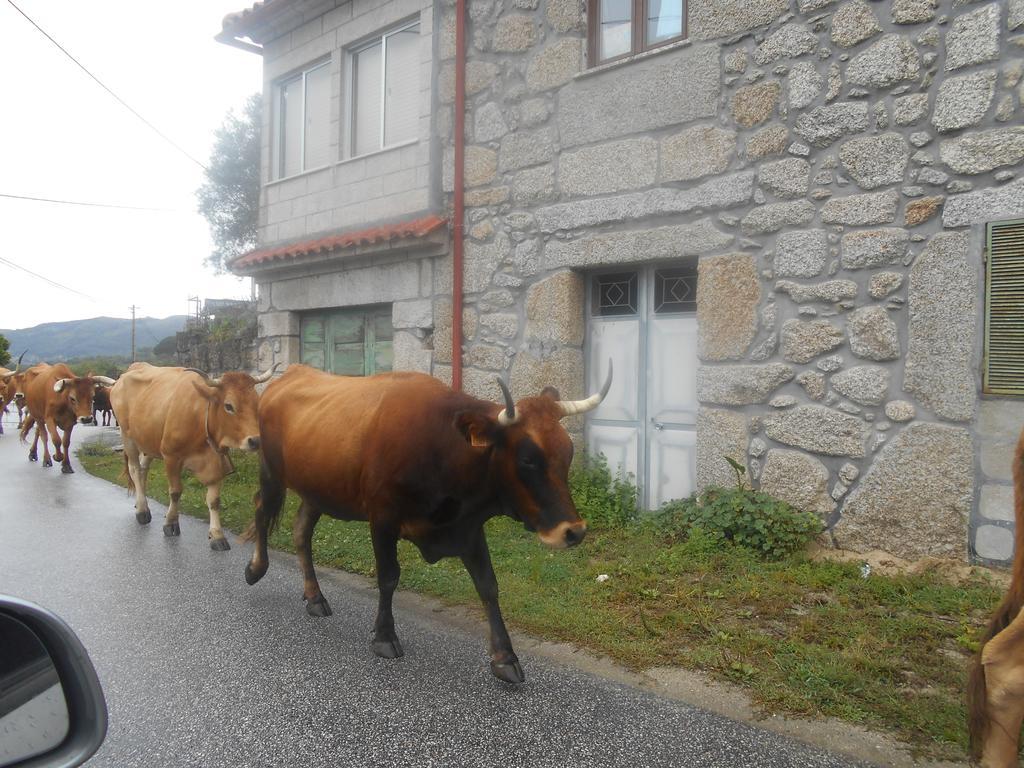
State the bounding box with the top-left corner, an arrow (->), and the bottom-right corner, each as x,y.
300,306 -> 393,375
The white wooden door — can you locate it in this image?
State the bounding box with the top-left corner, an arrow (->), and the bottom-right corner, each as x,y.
586,265 -> 699,509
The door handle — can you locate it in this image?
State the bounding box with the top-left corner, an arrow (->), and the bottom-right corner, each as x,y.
653,422 -> 664,431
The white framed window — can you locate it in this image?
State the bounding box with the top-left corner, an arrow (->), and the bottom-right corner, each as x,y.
349,20 -> 421,158
272,60 -> 331,180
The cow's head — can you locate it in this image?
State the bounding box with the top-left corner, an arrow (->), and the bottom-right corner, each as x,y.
456,362 -> 613,549
187,365 -> 279,452
2,352 -> 26,402
54,375 -> 116,424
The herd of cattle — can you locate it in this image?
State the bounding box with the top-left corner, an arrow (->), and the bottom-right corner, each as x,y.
6,355 -> 1024,761
0,356 -> 611,686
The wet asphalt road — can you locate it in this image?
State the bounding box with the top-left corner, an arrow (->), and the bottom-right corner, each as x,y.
0,417 -> 868,768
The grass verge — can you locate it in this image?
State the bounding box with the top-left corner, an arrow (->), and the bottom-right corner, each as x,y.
79,442 -> 1002,761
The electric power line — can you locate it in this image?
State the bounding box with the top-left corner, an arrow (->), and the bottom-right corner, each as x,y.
0,254 -> 98,302
6,0 -> 209,172
0,192 -> 185,213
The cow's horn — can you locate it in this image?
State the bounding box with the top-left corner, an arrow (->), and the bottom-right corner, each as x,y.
557,359 -> 613,418
2,351 -> 26,380
252,362 -> 281,384
54,378 -> 73,393
495,377 -> 520,426
93,376 -> 117,386
185,368 -> 223,387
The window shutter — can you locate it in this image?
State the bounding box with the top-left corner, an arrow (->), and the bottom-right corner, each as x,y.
303,62 -> 331,170
383,24 -> 420,147
984,219 -> 1024,395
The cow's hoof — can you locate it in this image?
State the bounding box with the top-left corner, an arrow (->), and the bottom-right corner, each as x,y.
305,595 -> 333,617
490,658 -> 525,685
209,537 -> 230,551
371,637 -> 404,659
54,452 -> 64,462
163,522 -> 181,537
244,563 -> 266,585
42,458 -> 52,468
136,510 -> 152,525
61,464 -> 74,474
28,452 -> 37,462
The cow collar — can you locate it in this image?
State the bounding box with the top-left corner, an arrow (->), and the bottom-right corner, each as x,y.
204,400 -> 236,476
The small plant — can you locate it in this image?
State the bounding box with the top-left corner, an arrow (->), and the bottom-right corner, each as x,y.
656,455 -> 823,559
569,452 -> 639,529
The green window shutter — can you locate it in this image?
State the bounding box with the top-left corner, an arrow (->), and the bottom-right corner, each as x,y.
984,219 -> 1024,395
299,306 -> 394,376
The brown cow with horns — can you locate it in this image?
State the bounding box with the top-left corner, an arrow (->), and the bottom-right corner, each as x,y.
244,361 -> 612,684
111,362 -> 278,550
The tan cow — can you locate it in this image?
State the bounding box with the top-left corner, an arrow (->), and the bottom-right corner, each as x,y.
18,363 -> 115,473
1,353 -> 28,433
969,426 -> 1024,766
110,362 -> 277,550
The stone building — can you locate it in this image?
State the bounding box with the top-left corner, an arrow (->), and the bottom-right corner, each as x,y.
219,0 -> 1024,563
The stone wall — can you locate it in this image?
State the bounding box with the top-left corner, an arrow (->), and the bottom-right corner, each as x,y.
438,0 -> 1024,562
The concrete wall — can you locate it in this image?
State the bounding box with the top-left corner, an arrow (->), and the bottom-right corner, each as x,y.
257,0 -> 439,245
437,0 -> 1024,563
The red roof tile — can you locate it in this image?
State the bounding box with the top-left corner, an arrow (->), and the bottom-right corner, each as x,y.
229,214 -> 448,272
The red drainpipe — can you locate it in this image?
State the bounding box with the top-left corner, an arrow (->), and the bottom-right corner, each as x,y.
451,0 -> 466,391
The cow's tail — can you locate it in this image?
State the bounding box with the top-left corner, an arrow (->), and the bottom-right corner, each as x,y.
241,453 -> 285,543
18,416 -> 34,444
120,451 -> 136,495
968,426 -> 1024,759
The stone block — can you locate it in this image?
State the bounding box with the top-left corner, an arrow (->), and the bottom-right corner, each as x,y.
943,177 -> 1024,227
840,228 -> 909,269
832,365 -> 890,405
746,124 -> 789,159
981,484 -> 1015,522
794,102 -> 869,147
939,128 -> 1024,175
764,405 -> 868,457
758,158 -> 811,199
696,363 -> 795,405
798,371 -> 826,401
831,1 -> 882,48
546,0 -> 584,32
499,129 -> 556,172
905,231 -> 977,422
846,34 -> 921,89
732,81 -> 781,128
258,311 -> 298,337
788,63 -> 824,110
945,3 -> 1002,71
689,0 -> 788,40
392,299 -> 434,329
932,70 -> 997,133
696,408 -> 749,492
526,38 -> 583,92
510,346 -> 584,403
982,441 -> 1015,482
979,400 -> 1024,440
464,233 -> 511,293
741,200 -> 816,235
558,44 -> 719,147
822,189 -> 900,225
479,313 -> 518,340
392,330 -> 432,373
474,102 -> 509,143
904,196 -> 944,227
660,126 -> 737,182
754,23 -> 819,63
512,166 -> 556,206
884,400 -> 915,422
775,280 -> 857,304
893,93 -> 929,126
492,15 -> 537,52
891,0 -> 937,24
775,230 -> 828,278
525,271 -> 584,346
975,525 -> 1014,561
838,133 -> 909,190
545,219 -> 733,268
847,306 -> 900,361
466,344 -> 511,371
759,449 -> 836,516
781,319 -> 845,364
869,272 -> 903,299
560,138 -> 658,196
697,253 -> 761,362
834,423 -> 972,559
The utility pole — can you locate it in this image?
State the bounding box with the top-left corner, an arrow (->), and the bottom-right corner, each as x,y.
130,305 -> 137,362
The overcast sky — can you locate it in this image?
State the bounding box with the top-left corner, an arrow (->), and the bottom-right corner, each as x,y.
0,0 -> 262,330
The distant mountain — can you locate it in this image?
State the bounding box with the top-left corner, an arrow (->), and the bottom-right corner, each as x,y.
0,316 -> 187,363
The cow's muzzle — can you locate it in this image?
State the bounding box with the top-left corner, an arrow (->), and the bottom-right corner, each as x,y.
538,521 -> 587,549
245,436 -> 260,451
79,416 -> 95,425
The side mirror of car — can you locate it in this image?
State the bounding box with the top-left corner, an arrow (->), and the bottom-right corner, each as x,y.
0,597 -> 107,768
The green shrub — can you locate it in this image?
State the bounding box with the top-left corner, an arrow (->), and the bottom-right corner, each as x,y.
569,452 -> 639,529
655,456 -> 822,559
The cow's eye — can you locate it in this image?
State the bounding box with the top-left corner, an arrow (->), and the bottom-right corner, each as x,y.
225,403 -> 236,414
519,457 -> 537,470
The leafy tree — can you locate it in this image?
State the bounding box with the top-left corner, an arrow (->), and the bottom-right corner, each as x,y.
0,333 -> 10,367
153,335 -> 178,359
197,93 -> 261,273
